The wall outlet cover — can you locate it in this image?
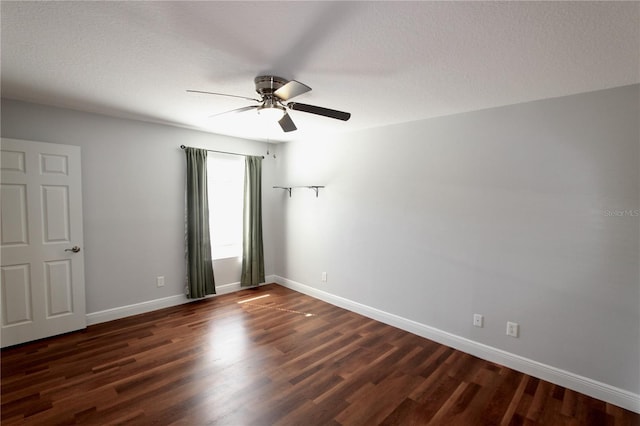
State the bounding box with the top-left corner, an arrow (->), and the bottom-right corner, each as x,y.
473,314 -> 484,327
506,321 -> 519,337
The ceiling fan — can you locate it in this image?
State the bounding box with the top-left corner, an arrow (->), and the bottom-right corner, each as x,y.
187,76 -> 351,132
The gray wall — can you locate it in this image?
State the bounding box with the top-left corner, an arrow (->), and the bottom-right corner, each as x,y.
274,85 -> 640,394
1,99 -> 280,313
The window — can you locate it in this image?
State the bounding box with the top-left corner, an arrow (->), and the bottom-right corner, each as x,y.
207,153 -> 244,260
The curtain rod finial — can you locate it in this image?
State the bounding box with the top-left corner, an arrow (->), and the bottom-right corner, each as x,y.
180,145 -> 186,149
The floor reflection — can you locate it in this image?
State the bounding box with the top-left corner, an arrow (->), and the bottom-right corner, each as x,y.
237,294 -> 317,317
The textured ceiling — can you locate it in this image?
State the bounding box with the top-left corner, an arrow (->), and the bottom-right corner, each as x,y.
1,1 -> 638,143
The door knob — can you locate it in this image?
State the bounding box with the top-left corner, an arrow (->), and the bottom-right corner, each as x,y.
65,246 -> 81,253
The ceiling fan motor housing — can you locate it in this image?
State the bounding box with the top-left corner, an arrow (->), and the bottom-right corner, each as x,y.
254,75 -> 287,97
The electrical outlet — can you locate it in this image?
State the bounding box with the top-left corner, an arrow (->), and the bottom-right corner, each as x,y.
156,276 -> 165,287
321,272 -> 327,282
506,321 -> 519,337
473,314 -> 484,328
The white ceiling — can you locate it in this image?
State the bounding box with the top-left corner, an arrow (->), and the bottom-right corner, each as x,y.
1,1 -> 638,143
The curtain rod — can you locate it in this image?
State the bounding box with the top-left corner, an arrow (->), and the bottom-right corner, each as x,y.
180,145 -> 264,159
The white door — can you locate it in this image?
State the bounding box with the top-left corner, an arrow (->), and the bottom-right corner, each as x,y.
1,138 -> 86,347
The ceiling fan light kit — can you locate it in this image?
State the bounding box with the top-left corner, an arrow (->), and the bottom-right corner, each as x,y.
257,98 -> 285,121
188,75 -> 351,133
257,107 -> 285,121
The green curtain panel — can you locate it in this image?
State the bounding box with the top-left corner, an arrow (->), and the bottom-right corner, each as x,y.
185,148 -> 215,298
241,156 -> 265,287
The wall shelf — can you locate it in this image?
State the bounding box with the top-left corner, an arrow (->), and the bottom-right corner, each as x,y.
273,186 -> 325,198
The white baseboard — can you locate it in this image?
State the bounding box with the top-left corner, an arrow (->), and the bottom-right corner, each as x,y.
86,294 -> 187,325
273,275 -> 640,413
86,275 -> 277,326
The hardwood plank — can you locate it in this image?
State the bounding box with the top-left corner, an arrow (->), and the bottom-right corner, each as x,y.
1,284 -> 638,425
502,377 -> 528,425
381,397 -> 434,426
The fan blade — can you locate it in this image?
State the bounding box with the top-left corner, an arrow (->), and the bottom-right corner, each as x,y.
187,90 -> 261,103
209,105 -> 259,118
274,80 -> 312,101
278,112 -> 297,132
287,102 -> 351,121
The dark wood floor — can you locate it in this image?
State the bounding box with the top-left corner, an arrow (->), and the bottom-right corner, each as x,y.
2,284 -> 638,425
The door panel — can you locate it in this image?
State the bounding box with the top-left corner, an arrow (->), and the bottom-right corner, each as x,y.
42,185 -> 71,243
1,150 -> 26,172
1,184 -> 29,245
1,138 -> 86,347
41,153 -> 68,175
1,264 -> 32,325
44,260 -> 73,316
